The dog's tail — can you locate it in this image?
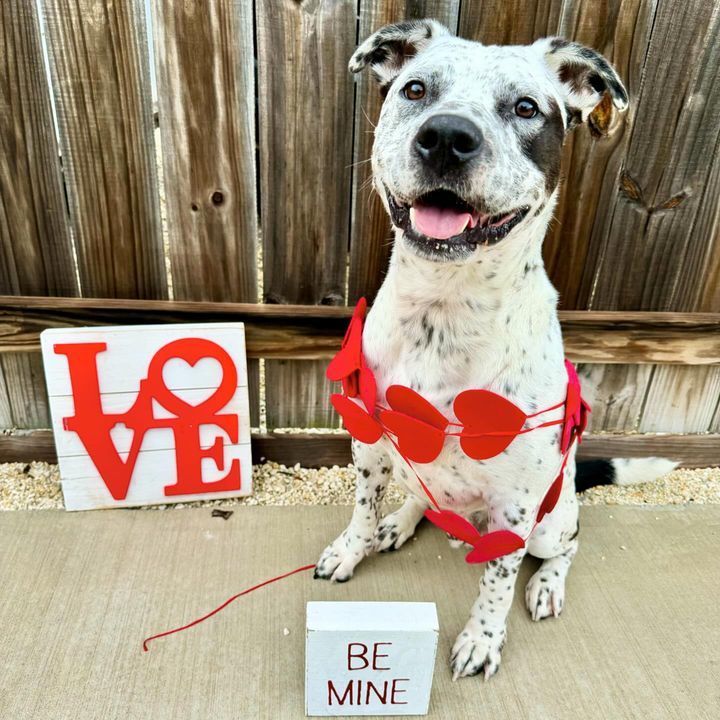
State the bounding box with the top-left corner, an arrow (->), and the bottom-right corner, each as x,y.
575,458 -> 679,492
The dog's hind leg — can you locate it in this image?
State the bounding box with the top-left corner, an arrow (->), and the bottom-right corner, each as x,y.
374,494 -> 428,552
314,439 -> 392,583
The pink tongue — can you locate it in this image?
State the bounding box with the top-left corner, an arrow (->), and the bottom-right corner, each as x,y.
412,204 -> 472,240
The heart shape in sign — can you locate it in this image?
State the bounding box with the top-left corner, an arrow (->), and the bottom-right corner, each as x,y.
454,390 -> 527,460
146,338 -> 238,418
331,393 -> 383,444
424,509 -> 526,564
380,386 -> 449,464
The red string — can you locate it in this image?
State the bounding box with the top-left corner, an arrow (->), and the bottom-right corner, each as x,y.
142,563 -> 315,652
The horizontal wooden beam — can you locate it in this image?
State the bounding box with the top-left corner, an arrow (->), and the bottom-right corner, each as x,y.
1,430 -> 717,469
0,296 -> 719,363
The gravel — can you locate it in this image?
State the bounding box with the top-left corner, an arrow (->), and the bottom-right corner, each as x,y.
1,461 -> 719,512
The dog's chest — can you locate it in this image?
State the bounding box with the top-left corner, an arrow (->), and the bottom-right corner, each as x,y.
362,294 -> 567,514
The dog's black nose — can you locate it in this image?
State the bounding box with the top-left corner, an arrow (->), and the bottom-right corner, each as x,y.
414,114 -> 483,175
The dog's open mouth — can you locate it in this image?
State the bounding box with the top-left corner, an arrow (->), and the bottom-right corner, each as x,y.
387,188 -> 529,257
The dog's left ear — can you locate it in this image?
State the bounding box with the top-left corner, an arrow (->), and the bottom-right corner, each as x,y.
535,38 -> 629,133
349,19 -> 450,90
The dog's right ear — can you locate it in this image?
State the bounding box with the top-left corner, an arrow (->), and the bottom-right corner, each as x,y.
349,19 -> 450,91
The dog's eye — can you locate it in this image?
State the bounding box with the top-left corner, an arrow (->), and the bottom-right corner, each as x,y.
515,98 -> 539,119
403,81 -> 426,101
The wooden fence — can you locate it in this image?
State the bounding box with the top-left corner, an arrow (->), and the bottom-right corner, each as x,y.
1,0 -> 719,466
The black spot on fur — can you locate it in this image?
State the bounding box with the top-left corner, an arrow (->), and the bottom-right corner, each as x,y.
520,98 -> 564,193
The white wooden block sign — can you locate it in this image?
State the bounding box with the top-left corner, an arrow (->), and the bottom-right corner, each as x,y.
41,324 -> 252,511
305,602 -> 439,716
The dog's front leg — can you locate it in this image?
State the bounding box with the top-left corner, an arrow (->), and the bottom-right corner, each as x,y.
314,439 -> 391,583
451,505 -> 530,680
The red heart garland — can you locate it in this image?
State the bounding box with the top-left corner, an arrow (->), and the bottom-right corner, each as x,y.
326,298 -> 366,383
561,360 -> 591,453
380,410 -> 445,464
331,393 -> 383,444
454,389 -> 527,460
379,385 -> 449,463
424,508 -> 483,546
358,358 -> 376,415
385,385 -> 449,431
536,471 -> 564,523
464,530 -> 526,564
424,509 -> 526,564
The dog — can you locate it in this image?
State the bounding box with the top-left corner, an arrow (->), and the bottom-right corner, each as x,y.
314,20 -> 676,680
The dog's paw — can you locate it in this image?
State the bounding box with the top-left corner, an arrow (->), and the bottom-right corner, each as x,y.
373,510 -> 416,552
525,569 -> 565,621
450,623 -> 506,680
314,532 -> 369,583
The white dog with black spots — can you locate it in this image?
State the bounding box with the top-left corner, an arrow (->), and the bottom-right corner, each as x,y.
314,20 -> 676,680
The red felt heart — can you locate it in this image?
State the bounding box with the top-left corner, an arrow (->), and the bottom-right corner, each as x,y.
561,360 -> 591,453
454,389 -> 527,460
342,371 -> 359,398
424,508 -> 482,546
326,299 -> 367,382
358,360 -> 376,415
326,317 -> 362,381
380,410 -> 445,464
464,530 -> 526,564
537,471 -> 564,523
386,385 -> 449,431
331,393 -> 383,444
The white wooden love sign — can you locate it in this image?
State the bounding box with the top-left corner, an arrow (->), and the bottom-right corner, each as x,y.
305,602 -> 439,716
41,324 -> 252,511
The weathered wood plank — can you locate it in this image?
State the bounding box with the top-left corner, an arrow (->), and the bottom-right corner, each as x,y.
578,364 -> 653,432
583,1 -> 720,313
0,2 -> 78,428
41,0 -> 165,299
264,360 -> 338,429
637,366 -> 720,434
580,2 -> 720,435
0,1 -> 76,297
2,429 -> 718,469
257,0 -> 356,427
151,0 -> 259,424
348,0 -> 461,303
151,0 -> 257,302
0,354 -> 49,428
1,297 -> 719,364
459,0 -> 561,45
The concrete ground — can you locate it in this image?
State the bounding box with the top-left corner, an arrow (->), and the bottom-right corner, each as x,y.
1,505 -> 718,720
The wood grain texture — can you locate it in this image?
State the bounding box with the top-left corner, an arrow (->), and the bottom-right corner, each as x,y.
0,2 -> 77,428
578,363 -> 653,432
3,428 -> 719,468
151,0 -> 259,424
637,366 -> 720,433
40,0 -> 165,299
0,353 -> 49,428
583,0 -> 720,313
2,297 -> 719,364
264,360 -> 338,428
257,0 -> 356,427
348,0 -> 461,303
579,1 -> 720,435
0,1 -> 76,297
543,0 -> 653,310
151,0 -> 257,302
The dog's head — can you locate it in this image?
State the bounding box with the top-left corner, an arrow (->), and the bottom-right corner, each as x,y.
351,20 -> 628,263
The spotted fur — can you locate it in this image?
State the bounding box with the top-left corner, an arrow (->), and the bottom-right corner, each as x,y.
316,21 -> 668,681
